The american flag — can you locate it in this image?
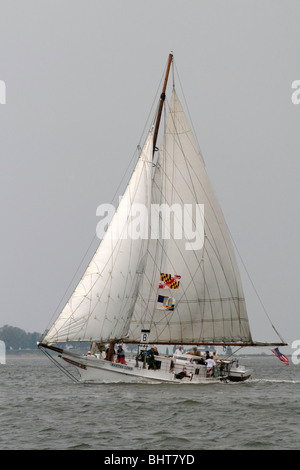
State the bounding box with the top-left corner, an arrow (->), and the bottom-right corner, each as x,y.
271,348 -> 289,366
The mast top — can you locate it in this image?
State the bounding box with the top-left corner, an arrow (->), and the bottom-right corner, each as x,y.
152,53 -> 173,157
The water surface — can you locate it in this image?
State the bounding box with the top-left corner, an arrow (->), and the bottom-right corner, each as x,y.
0,355 -> 299,450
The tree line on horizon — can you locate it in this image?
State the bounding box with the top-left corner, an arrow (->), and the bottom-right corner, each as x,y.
0,325 -> 224,355
0,325 -> 41,350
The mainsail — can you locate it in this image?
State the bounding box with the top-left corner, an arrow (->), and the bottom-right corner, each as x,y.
43,87 -> 253,347
128,90 -> 252,345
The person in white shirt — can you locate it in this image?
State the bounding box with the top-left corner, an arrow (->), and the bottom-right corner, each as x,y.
173,345 -> 183,356
206,357 -> 216,376
206,357 -> 216,369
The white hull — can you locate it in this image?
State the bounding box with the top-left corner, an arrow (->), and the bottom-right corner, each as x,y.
59,350 -> 251,384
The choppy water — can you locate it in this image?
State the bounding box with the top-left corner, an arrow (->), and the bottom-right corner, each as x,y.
0,354 -> 300,450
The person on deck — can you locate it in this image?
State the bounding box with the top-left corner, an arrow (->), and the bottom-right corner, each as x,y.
205,357 -> 216,377
147,347 -> 160,369
212,351 -> 220,362
105,342 -> 116,362
116,345 -> 126,364
205,351 -> 211,360
153,346 -> 161,369
188,347 -> 200,356
173,345 -> 183,356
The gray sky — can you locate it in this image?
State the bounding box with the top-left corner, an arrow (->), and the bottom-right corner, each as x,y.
0,1 -> 299,352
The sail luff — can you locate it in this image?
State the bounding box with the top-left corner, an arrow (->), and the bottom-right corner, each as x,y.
42,132 -> 154,345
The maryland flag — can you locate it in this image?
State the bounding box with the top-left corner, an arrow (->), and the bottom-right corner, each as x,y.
159,273 -> 181,289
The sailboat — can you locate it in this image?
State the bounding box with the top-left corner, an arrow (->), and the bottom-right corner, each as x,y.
38,53 -> 287,384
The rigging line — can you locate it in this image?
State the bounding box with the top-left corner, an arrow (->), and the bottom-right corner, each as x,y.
173,66 -> 275,340
152,207 -> 201,325
162,94 -> 223,334
149,100 -> 206,336
108,64 -> 166,201
139,55 -> 173,153
172,54 -> 175,89
138,67 -> 166,149
228,230 -> 287,345
135,61 -> 176,325
141,101 -> 172,332
174,62 -> 205,163
58,138 -> 154,336
150,173 -> 205,339
44,71 -> 167,333
43,232 -> 98,335
136,102 -> 170,330
43,156 -> 138,334
45,150 -> 149,336
39,347 -> 80,383
167,94 -> 244,302
157,93 -> 250,342
168,89 -> 249,329
148,103 -> 192,335
224,346 -> 244,360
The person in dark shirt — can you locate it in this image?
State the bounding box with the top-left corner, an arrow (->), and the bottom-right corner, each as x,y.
116,345 -> 126,364
105,342 -> 116,361
147,346 -> 161,369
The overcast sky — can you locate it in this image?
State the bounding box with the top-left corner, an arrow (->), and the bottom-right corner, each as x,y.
0,1 -> 299,352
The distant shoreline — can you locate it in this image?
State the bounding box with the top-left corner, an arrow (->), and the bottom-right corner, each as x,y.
6,349 -> 42,357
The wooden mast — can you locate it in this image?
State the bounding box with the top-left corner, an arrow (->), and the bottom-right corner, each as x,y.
152,52 -> 173,158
